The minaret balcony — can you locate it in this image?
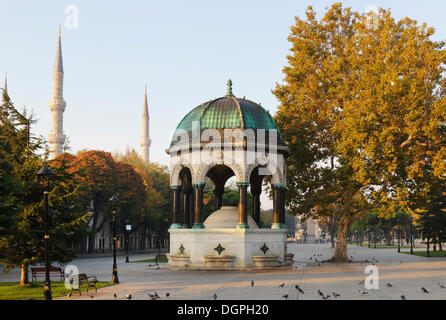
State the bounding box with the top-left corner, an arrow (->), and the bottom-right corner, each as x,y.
140,138 -> 152,146
48,132 -> 66,145
49,99 -> 66,112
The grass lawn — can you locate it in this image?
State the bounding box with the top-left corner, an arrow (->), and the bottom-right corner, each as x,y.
131,257 -> 168,263
401,250 -> 446,258
0,281 -> 113,300
363,244 -> 422,249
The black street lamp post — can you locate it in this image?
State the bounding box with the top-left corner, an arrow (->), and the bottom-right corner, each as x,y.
37,165 -> 55,301
410,216 -> 414,255
125,219 -> 131,263
109,195 -> 119,284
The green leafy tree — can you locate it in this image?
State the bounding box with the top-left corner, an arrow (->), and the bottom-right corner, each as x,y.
418,180 -> 446,255
273,3 -> 446,262
114,149 -> 170,249
0,95 -> 87,285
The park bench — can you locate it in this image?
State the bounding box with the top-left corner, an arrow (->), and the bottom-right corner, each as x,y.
31,266 -> 64,281
68,273 -> 98,296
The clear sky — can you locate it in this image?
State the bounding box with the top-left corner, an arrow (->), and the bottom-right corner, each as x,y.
1,0 -> 445,208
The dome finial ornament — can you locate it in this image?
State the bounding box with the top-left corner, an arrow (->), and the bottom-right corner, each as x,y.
226,79 -> 233,96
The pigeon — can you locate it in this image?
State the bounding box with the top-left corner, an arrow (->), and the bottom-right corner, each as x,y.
401,295 -> 406,300
421,287 -> 429,294
321,294 -> 331,300
359,289 -> 368,295
278,283 -> 285,288
213,293 -> 217,300
386,283 -> 393,288
126,294 -> 132,300
148,292 -> 160,300
317,289 -> 324,297
114,293 -> 117,299
166,292 -> 170,298
332,291 -> 341,298
295,285 -> 305,294
282,294 -> 289,300
251,280 -> 255,287
437,283 -> 446,289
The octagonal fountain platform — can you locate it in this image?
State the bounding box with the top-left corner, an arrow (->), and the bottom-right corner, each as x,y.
168,206 -> 292,270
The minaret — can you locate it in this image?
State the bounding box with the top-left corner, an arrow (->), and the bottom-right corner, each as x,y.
3,72 -> 7,98
1,72 -> 7,121
140,85 -> 151,164
48,26 -> 67,159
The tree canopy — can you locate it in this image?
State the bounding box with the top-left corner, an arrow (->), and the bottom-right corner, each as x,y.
274,3 -> 446,261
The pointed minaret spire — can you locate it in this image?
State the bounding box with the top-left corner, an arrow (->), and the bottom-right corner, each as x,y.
142,85 -> 148,118
54,25 -> 64,74
140,85 -> 151,164
48,26 -> 67,159
4,72 -> 7,94
0,72 -> 7,122
1,72 -> 7,103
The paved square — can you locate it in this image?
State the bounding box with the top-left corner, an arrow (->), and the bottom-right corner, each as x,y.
1,244 -> 445,300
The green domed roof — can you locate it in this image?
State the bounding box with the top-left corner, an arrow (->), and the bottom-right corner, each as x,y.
170,83 -> 285,148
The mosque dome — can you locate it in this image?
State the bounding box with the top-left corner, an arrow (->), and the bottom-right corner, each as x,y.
204,206 -> 259,229
170,80 -> 285,148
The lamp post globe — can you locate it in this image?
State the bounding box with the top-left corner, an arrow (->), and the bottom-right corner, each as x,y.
37,165 -> 55,301
109,194 -> 119,284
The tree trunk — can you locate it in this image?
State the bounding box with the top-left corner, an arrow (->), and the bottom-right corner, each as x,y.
374,232 -> 377,248
140,226 -> 147,250
20,264 -> 29,286
332,216 -> 350,262
439,241 -> 443,251
88,207 -> 101,254
426,238 -> 430,257
384,231 -> 392,246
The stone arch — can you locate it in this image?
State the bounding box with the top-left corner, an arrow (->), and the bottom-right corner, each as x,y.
195,161 -> 244,184
170,162 -> 194,186
245,162 -> 284,186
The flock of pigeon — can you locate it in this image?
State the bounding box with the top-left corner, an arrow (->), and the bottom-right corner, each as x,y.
63,251 -> 446,300
68,291 -> 172,300
60,278 -> 446,300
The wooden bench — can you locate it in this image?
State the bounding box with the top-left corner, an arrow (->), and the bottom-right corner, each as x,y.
68,273 -> 98,296
31,267 -> 64,281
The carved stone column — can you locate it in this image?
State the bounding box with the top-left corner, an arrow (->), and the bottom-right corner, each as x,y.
192,183 -> 205,229
213,187 -> 224,210
182,192 -> 190,228
271,184 -> 286,229
237,182 -> 250,229
170,186 -> 182,229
